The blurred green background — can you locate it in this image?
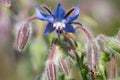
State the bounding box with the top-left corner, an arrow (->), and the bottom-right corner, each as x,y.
0,0 -> 120,80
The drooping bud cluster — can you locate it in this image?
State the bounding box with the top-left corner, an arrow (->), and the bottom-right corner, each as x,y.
97,34 -> 120,56
75,25 -> 100,75
106,38 -> 120,56
14,3 -> 120,80
96,34 -> 120,80
44,43 -> 72,80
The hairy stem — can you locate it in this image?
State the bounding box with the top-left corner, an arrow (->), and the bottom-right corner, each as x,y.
111,55 -> 117,80
76,26 -> 93,41
27,16 -> 38,23
49,44 -> 56,60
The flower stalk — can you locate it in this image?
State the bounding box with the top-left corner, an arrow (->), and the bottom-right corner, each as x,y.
26,16 -> 38,23
76,25 -> 93,41
110,55 -> 117,80
49,44 -> 56,60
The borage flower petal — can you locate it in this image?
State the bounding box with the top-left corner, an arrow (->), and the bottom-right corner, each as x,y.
65,5 -> 80,24
44,22 -> 55,35
63,24 -> 75,33
35,6 -> 54,23
53,3 -> 65,21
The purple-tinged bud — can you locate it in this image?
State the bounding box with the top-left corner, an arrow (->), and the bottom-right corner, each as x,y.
97,34 -> 120,56
15,21 -> 32,52
97,34 -> 119,80
54,45 -> 71,75
45,44 -> 58,80
46,61 -> 57,80
106,38 -> 120,55
40,45 -> 58,80
86,40 -> 100,72
15,16 -> 38,52
96,34 -> 109,43
59,57 -> 70,75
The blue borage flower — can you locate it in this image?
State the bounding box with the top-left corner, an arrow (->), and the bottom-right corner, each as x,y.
35,3 -> 80,35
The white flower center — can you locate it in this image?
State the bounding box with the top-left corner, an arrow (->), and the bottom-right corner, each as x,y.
53,22 -> 65,30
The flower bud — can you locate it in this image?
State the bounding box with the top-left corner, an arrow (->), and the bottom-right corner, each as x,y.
86,40 -> 100,72
59,57 -> 70,75
15,21 -> 32,52
106,38 -> 120,56
55,45 -> 71,75
97,34 -> 120,56
64,33 -> 78,50
46,61 -> 57,80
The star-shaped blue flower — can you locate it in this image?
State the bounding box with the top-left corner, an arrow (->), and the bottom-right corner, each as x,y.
35,3 -> 80,35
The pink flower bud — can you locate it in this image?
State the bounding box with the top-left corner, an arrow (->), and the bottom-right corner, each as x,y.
15,21 -> 32,52
59,57 -> 70,75
46,61 -> 57,80
86,40 -> 100,72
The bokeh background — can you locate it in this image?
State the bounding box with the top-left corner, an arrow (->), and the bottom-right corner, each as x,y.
0,0 -> 120,80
